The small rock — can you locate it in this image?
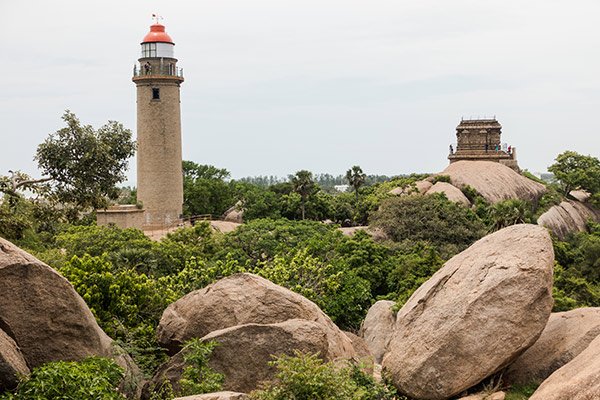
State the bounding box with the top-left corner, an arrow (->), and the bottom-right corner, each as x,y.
505,307 -> 600,386
0,328 -> 29,390
530,334 -> 600,400
359,300 -> 396,363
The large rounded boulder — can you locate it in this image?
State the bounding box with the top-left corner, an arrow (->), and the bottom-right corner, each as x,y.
149,319 -> 344,395
157,273 -> 354,358
505,307 -> 600,385
359,300 -> 396,363
537,200 -> 600,240
440,161 -> 546,203
0,328 -> 29,390
425,181 -> 471,206
530,334 -> 600,400
0,237 -> 114,366
382,224 -> 554,400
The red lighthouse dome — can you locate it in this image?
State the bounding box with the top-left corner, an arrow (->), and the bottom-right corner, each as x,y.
142,24 -> 174,44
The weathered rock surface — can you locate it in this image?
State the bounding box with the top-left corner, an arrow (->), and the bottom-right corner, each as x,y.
537,200 -> 600,240
389,180 -> 432,196
157,273 -> 354,358
0,237 -> 114,366
459,392 -> 505,400
359,300 -> 396,363
174,392 -> 248,400
150,319 -> 346,394
440,161 -> 546,203
0,237 -> 142,396
343,331 -> 374,371
570,190 -> 591,203
426,181 -> 471,206
222,201 -> 244,223
530,334 -> 600,400
383,224 -> 554,400
505,308 -> 600,386
0,328 -> 29,390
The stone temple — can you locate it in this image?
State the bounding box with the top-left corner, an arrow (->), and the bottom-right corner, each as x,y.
448,118 -> 519,171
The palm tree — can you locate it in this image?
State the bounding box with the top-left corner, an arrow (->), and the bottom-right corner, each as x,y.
291,170 -> 315,220
345,165 -> 366,204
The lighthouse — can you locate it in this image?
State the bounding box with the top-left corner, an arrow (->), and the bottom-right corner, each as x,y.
133,19 -> 184,228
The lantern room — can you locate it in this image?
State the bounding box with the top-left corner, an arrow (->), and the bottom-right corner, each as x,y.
141,23 -> 175,59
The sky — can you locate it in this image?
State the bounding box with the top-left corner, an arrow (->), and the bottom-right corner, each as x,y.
1,0 -> 599,185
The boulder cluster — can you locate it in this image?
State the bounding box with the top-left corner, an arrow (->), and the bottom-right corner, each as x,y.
3,222 -> 600,399
362,224 -> 600,399
145,273 -> 369,396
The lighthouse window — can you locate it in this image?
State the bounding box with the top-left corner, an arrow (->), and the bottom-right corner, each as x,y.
152,88 -> 160,100
141,43 -> 157,58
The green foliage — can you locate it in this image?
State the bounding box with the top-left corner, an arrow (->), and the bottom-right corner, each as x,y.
1,357 -> 125,400
257,249 -> 372,329
548,150 -> 600,196
183,161 -> 235,217
35,110 -> 136,211
430,175 -> 451,184
388,243 -> 445,307
504,383 -> 539,400
370,193 -> 486,256
485,199 -> 534,232
59,254 -> 177,374
250,352 -> 400,400
291,170 -> 317,220
179,339 -> 224,396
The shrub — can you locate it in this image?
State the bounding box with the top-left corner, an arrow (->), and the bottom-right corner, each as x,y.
250,351 -> 400,400
1,357 -> 125,400
178,339 -> 224,396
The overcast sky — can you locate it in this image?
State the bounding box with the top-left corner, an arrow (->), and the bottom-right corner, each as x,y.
1,0 -> 599,184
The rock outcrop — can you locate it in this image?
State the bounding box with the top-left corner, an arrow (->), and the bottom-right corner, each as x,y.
174,393 -> 248,400
0,237 -> 116,366
157,273 -> 354,358
530,334 -> 600,400
389,180 -> 433,196
426,181 -> 471,206
0,328 -> 29,390
359,300 -> 396,363
537,200 -> 600,240
150,319 -> 346,394
439,161 -> 546,203
0,237 -> 141,395
222,201 -> 244,224
382,224 -> 554,400
505,308 -> 600,385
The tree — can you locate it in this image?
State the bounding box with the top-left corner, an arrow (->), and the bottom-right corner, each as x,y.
291,170 -> 316,220
182,161 -> 235,217
30,110 -> 136,211
345,165 -> 366,204
548,151 -> 600,196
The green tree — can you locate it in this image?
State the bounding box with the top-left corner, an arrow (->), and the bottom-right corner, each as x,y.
370,193 -> 486,257
291,170 -> 316,220
182,161 -> 235,217
34,110 -> 136,212
345,166 -> 366,204
548,151 -> 600,196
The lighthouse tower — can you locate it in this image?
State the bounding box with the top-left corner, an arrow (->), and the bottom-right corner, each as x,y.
133,19 -> 184,228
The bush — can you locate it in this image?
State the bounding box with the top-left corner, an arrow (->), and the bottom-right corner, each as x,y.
250,351 -> 400,400
370,194 -> 486,256
1,357 -> 125,400
178,339 -> 224,396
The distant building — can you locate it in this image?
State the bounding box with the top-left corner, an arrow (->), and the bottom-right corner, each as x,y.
448,118 -> 519,171
334,184 -> 350,192
97,19 -> 185,230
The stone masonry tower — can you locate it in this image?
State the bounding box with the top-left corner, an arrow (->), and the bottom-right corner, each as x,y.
133,20 -> 184,228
